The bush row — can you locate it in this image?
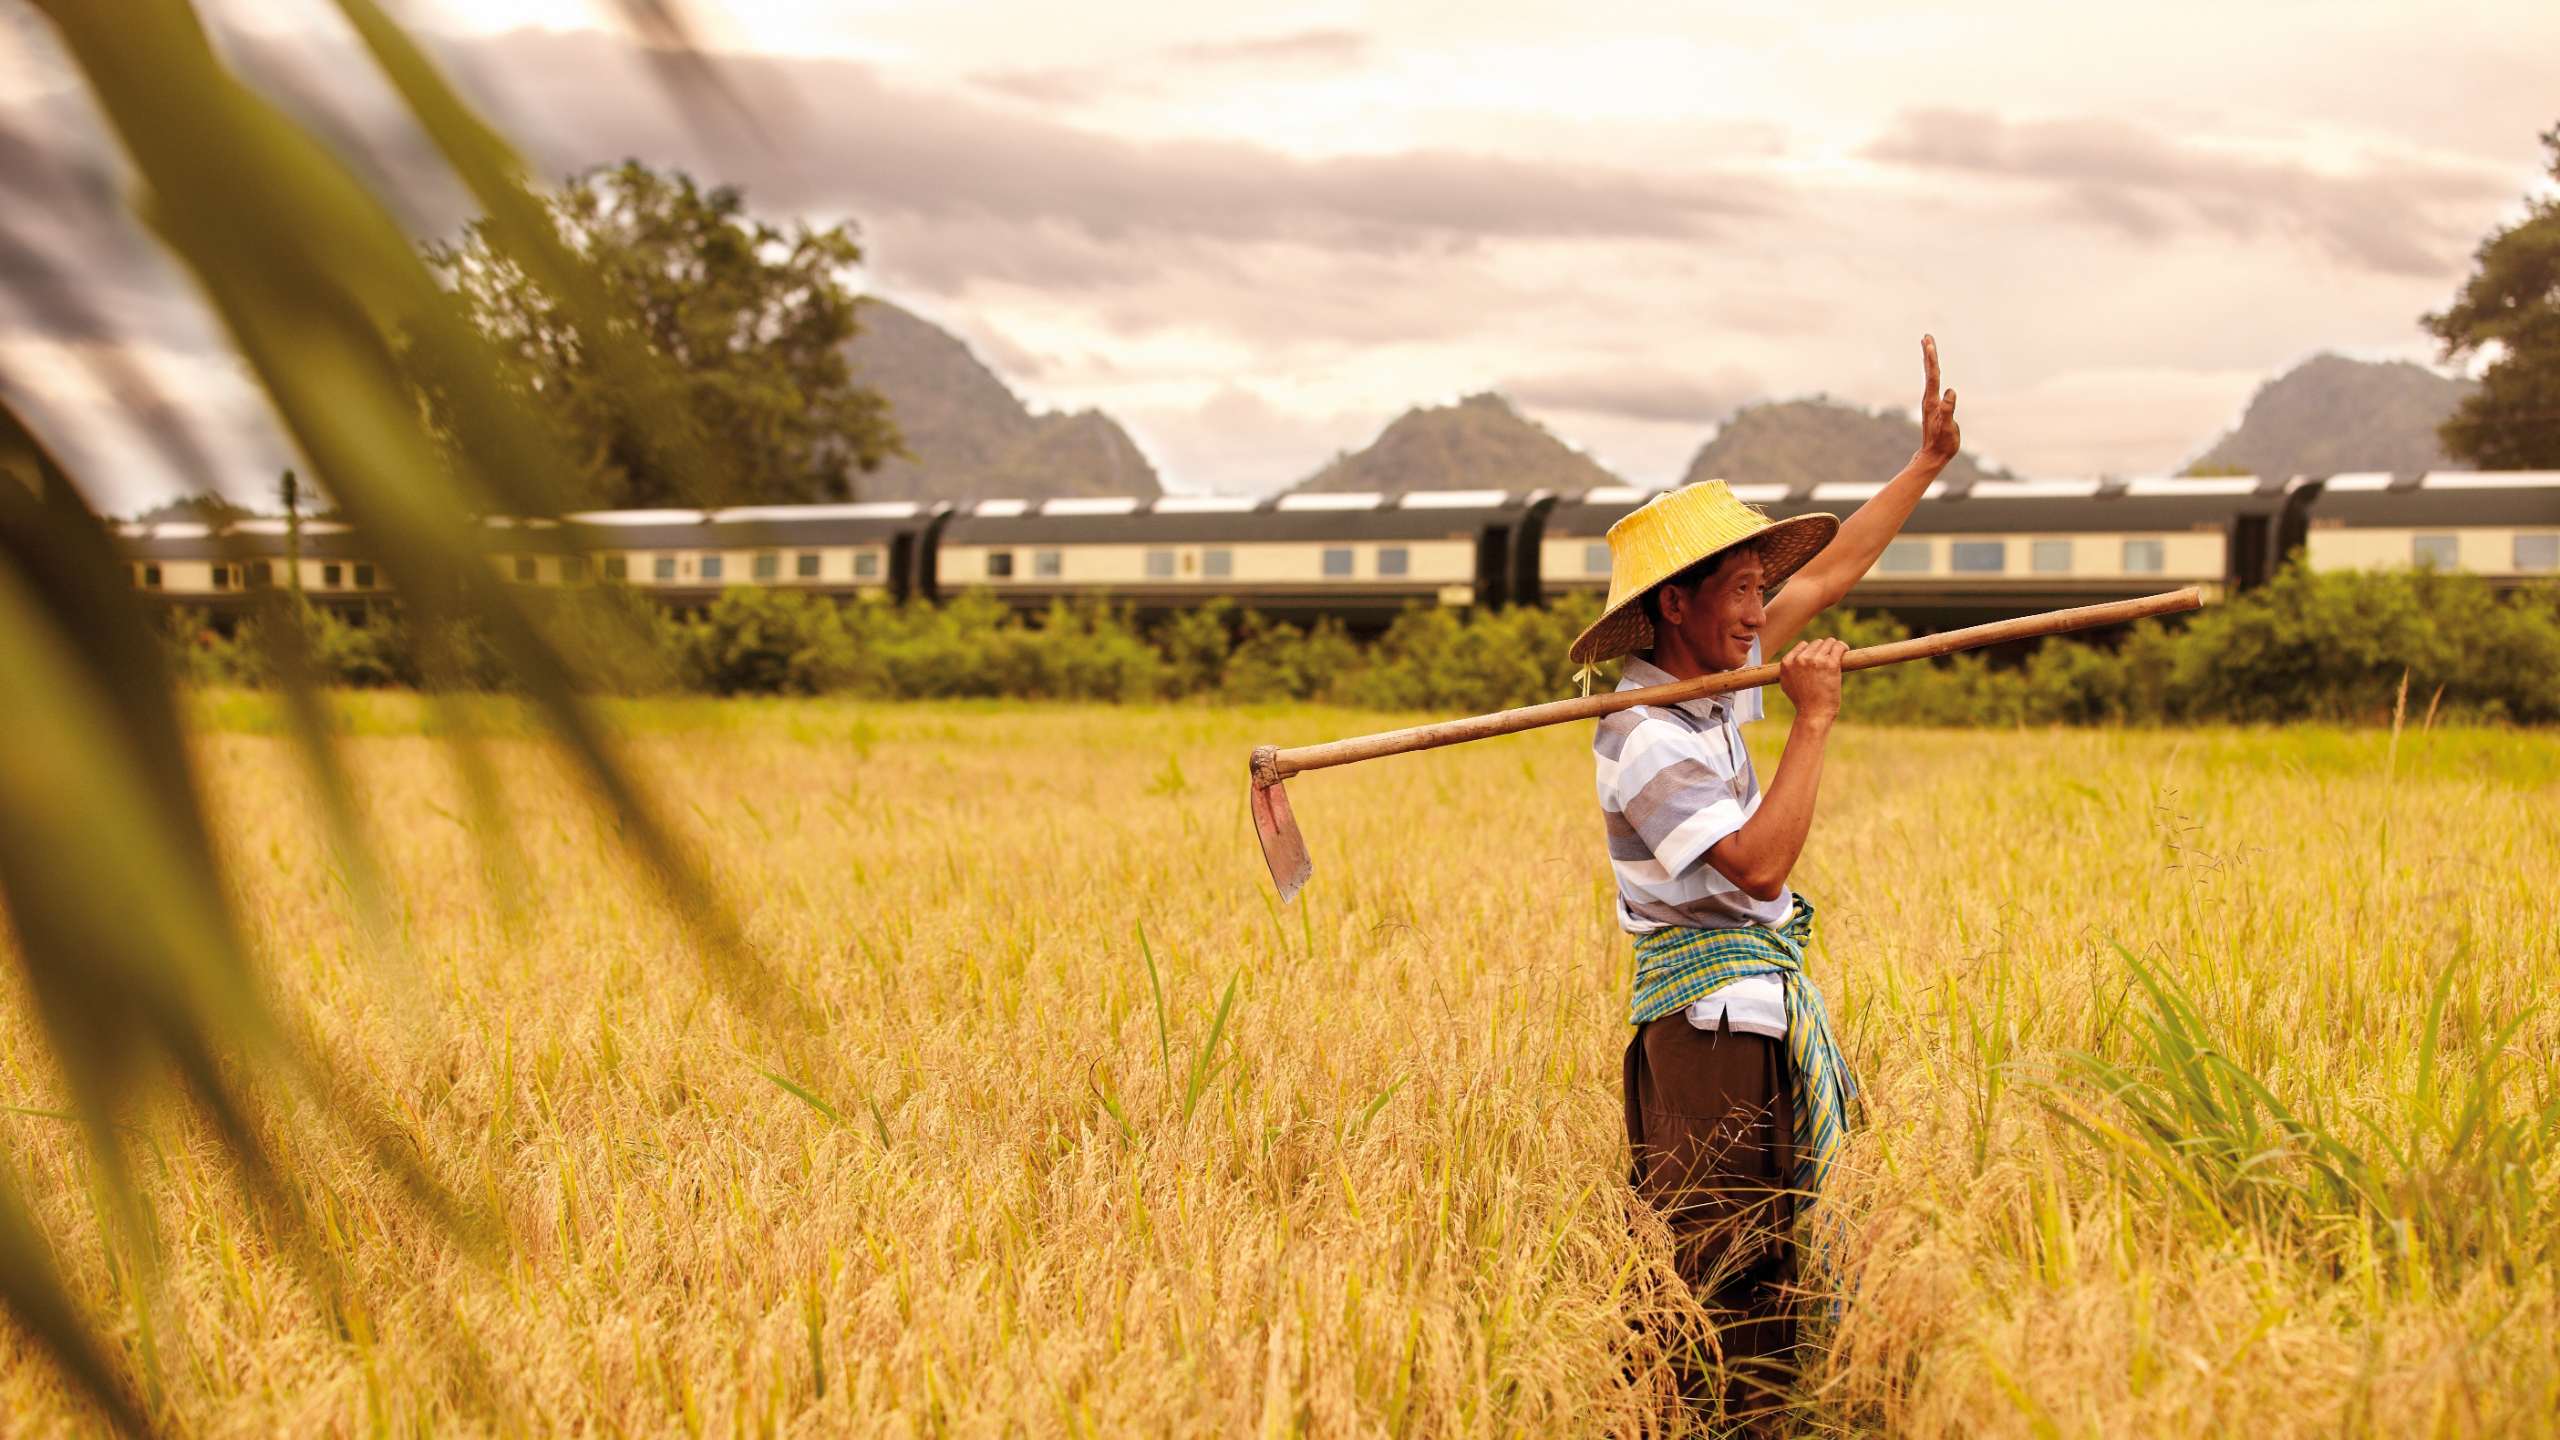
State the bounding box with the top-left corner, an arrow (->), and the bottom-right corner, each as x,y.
166,564 -> 2560,724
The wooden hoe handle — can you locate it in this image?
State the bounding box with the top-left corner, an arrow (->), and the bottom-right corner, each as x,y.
1250,588 -> 2202,784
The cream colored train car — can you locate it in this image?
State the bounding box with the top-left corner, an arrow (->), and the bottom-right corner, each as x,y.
1537,476 -> 2288,621
2299,472 -> 2560,581
931,490 -> 1529,621
116,517 -> 391,607
534,502 -> 941,601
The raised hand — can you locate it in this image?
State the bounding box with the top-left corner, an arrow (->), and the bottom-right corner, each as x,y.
1916,334 -> 1960,470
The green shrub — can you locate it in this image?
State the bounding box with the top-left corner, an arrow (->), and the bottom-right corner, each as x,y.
303,605 -> 419,688
156,563 -> 2560,725
675,587 -> 860,696
534,584 -> 683,695
1216,613 -> 1363,703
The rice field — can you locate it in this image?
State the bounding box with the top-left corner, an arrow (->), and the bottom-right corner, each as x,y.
3,695 -> 2556,1435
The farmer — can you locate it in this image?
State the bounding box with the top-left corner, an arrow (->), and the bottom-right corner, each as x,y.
1572,336 -> 1960,1423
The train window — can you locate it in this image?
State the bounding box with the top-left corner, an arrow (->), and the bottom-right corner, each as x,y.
142,564 -> 163,589
248,560 -> 274,589
212,564 -> 233,590
2410,534 -> 2457,569
753,552 -> 780,581
987,551 -> 1015,579
1321,547 -> 1354,577
353,563 -> 375,588
1203,548 -> 1234,578
654,555 -> 678,581
1145,549 -> 1176,579
321,563 -> 341,588
1585,543 -> 1610,574
701,555 -> 725,581
604,555 -> 628,582
1950,540 -> 2006,574
560,556 -> 588,584
2517,534 -> 2558,571
513,555 -> 537,583
854,551 -> 881,579
2030,539 -> 2072,573
1878,539 -> 1931,573
796,552 -> 821,579
1034,550 -> 1063,578
2122,539 -> 2165,573
1377,546 -> 1410,577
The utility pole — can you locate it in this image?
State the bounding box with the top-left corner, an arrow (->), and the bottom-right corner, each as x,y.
280,467 -> 304,602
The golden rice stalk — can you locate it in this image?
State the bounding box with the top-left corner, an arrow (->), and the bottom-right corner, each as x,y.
1,1 -> 777,1429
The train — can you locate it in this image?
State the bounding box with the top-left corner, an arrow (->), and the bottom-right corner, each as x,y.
117,470 -> 2560,629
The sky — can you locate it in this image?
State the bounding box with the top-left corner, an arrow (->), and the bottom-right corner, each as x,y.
3,0 -> 2556,510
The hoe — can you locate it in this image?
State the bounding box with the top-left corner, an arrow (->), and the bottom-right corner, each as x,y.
1249,588 -> 2203,901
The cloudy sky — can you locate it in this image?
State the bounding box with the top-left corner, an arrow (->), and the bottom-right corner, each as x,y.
4,0 -> 2556,510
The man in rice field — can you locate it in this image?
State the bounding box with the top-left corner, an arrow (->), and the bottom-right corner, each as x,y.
1571,336 -> 1960,1425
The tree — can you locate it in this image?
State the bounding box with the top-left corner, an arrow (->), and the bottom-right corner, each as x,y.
2425,123 -> 2560,469
126,492 -> 256,525
426,161 -> 900,509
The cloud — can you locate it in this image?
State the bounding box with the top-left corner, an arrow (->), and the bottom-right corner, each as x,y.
975,28 -> 1370,108
1954,364 -> 2270,480
9,14 -> 2547,507
1864,108 -> 2514,277
1121,384 -> 1384,496
450,30 -> 1781,251
970,66 -> 1110,108
1165,29 -> 1370,66
1498,368 -> 1761,425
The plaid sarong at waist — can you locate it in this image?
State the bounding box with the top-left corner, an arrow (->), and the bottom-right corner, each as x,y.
1630,896 -> 1858,1201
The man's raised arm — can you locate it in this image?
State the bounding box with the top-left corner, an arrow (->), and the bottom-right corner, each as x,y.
1761,335 -> 1962,653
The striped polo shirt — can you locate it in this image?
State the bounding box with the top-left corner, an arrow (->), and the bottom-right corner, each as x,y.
1595,647 -> 1790,1035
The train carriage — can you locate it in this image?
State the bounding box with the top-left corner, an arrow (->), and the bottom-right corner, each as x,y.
931,489 -> 1531,624
553,501 -> 944,603
118,518 -> 389,610
2298,472 -> 2560,582
1539,476 -> 2291,625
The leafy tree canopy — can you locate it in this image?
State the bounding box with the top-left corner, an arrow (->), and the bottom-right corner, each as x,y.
426,161 -> 900,509
2425,123 -> 2560,469
127,492 -> 257,525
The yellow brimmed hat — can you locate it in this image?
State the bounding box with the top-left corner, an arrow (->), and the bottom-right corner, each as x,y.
1566,481 -> 1838,665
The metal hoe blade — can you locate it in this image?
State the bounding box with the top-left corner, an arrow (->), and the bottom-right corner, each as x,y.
1248,747 -> 1312,903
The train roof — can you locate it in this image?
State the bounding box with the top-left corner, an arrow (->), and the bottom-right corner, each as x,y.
1545,475 -> 2286,536
942,489 -> 1532,544
107,473 -> 2560,563
557,500 -> 946,548
2304,471 -> 2560,527
116,518 -> 371,560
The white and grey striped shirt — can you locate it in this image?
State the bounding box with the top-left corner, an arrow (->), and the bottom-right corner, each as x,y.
1594,648 -> 1790,1036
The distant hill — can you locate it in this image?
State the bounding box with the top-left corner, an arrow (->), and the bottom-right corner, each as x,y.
846,300 -> 1161,500
1681,398 -> 2008,495
1294,392 -> 1621,493
2183,354 -> 2474,479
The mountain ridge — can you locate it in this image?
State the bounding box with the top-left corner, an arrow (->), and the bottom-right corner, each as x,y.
845,299 -> 1163,501
2183,354 -> 2473,479
1682,397 -> 2009,494
1291,392 -> 1623,494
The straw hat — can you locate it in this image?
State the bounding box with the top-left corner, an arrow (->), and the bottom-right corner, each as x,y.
1566,481 -> 1839,665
